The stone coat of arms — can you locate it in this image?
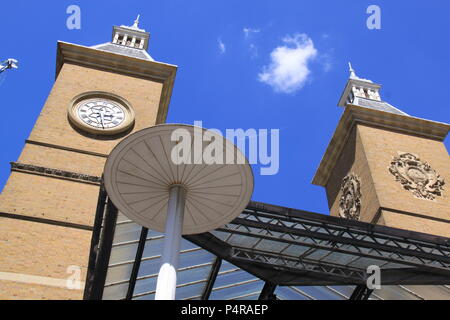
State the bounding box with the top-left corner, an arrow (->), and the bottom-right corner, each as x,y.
389,152 -> 445,200
339,173 -> 362,221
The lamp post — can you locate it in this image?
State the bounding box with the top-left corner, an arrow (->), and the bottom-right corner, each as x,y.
0,59 -> 19,74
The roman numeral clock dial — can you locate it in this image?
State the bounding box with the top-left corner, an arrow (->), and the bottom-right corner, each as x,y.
78,100 -> 124,129
68,94 -> 135,135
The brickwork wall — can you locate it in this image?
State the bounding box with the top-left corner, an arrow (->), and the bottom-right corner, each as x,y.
327,126 -> 381,223
0,172 -> 99,226
29,63 -> 163,155
0,217 -> 90,300
326,122 -> 450,237
18,143 -> 107,177
358,124 -> 450,237
0,61 -> 164,299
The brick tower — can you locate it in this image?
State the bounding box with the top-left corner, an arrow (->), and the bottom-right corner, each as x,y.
313,64 -> 450,237
0,17 -> 177,299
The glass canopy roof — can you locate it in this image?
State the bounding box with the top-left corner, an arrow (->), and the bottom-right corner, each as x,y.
84,187 -> 450,301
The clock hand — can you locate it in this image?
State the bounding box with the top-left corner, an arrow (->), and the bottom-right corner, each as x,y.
99,113 -> 105,129
88,111 -> 102,126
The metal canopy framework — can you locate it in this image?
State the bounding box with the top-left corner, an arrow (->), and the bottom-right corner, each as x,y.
187,202 -> 450,287
84,186 -> 450,300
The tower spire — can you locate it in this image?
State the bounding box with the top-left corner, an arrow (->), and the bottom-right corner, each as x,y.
132,14 -> 140,29
90,17 -> 153,60
338,63 -> 408,115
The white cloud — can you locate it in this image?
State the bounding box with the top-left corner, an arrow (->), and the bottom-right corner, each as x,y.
243,27 -> 260,38
258,33 -> 318,94
323,61 -> 332,72
243,27 -> 260,59
218,38 -> 226,54
249,43 -> 258,59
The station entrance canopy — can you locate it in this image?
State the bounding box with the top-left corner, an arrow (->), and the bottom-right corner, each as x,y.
84,184 -> 450,300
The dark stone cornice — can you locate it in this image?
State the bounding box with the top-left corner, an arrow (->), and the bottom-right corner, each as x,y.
11,162 -> 101,185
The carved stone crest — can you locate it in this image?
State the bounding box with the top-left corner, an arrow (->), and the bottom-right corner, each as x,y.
389,152 -> 445,200
339,173 -> 362,221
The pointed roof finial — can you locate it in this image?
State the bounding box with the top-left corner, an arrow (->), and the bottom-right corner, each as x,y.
347,62 -> 373,83
123,14 -> 145,32
133,14 -> 140,29
349,62 -> 357,79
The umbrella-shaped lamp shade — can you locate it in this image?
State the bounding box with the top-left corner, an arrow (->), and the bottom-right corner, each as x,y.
104,124 -> 254,235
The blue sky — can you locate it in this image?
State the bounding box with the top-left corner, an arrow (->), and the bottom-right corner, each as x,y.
0,0 -> 449,215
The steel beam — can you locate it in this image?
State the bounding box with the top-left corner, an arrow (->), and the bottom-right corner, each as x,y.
126,227 -> 149,300
350,285 -> 373,300
84,182 -> 107,300
87,198 -> 118,300
258,282 -> 277,300
201,257 -> 222,300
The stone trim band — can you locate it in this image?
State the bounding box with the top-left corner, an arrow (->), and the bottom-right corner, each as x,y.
26,140 -> 109,158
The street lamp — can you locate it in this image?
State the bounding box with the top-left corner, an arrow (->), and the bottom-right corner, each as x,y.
0,59 -> 19,73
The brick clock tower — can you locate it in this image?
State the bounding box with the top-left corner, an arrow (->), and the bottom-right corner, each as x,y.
313,64 -> 450,238
0,18 -> 177,299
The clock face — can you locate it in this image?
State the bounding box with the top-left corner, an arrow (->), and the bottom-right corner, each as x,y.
77,99 -> 126,130
68,94 -> 135,135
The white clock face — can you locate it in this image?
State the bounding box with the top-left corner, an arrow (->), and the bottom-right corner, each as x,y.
69,93 -> 135,136
77,99 -> 126,130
